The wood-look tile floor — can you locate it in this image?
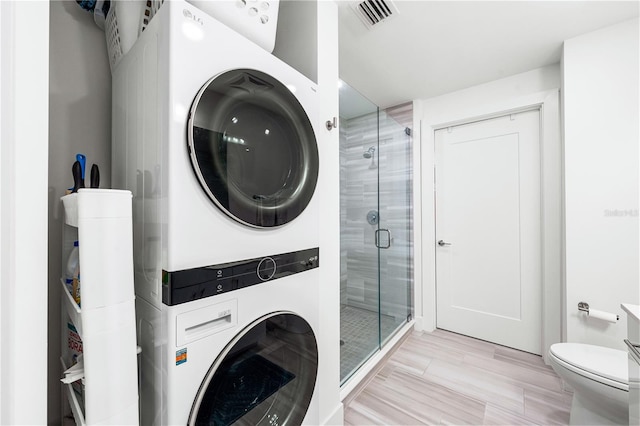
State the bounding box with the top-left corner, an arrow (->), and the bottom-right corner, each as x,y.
343,329 -> 573,425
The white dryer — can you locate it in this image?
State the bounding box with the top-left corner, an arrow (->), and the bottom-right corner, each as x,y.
112,0 -> 320,304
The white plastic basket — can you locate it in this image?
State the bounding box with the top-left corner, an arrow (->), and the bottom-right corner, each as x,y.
105,5 -> 123,72
105,0 -> 165,73
141,0 -> 165,33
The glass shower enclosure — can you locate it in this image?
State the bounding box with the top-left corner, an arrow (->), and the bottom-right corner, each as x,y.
339,80 -> 413,384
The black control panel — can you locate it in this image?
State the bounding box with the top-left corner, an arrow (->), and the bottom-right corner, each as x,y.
162,248 -> 319,306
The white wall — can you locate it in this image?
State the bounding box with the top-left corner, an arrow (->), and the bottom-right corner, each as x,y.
273,0 -> 317,83
0,1 -> 49,424
317,2 -> 343,423
48,1 -> 112,423
563,18 -> 639,351
417,64 -> 563,358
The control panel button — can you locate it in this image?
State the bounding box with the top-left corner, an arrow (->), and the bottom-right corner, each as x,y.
213,278 -> 235,295
257,257 -> 276,281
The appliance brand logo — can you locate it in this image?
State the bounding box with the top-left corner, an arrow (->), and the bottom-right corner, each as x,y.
183,9 -> 204,26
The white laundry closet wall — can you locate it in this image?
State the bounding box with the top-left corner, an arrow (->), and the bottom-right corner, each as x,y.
48,1 -> 112,424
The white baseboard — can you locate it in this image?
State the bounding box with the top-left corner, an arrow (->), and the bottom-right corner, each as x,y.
321,402 -> 344,425
413,315 -> 425,332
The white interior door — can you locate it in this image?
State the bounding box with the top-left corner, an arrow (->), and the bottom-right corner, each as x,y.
435,109 -> 541,354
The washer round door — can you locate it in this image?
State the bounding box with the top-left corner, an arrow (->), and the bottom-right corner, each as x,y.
189,313 -> 318,426
188,69 -> 319,228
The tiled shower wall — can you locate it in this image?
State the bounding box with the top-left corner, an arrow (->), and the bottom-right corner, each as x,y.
339,103 -> 413,321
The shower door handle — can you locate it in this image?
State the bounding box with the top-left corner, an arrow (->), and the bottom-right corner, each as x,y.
375,229 -> 391,249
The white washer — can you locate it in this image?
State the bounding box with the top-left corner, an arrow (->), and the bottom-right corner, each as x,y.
111,1 -> 322,424
137,252 -> 320,425
112,0 -> 320,305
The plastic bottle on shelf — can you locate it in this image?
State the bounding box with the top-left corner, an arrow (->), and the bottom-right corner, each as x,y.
66,241 -> 81,306
64,278 -> 74,294
65,241 -> 79,281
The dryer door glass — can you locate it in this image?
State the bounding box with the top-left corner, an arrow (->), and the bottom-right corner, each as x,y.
189,313 -> 318,426
188,69 -> 319,228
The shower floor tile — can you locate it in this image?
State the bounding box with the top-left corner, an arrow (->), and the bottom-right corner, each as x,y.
340,305 -> 402,382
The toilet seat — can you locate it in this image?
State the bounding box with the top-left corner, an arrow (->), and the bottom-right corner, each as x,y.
549,343 -> 628,391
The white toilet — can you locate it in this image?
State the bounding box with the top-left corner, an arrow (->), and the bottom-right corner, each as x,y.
549,343 -> 629,425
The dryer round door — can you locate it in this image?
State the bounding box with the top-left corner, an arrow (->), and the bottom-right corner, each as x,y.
187,69 -> 319,228
189,312 -> 318,426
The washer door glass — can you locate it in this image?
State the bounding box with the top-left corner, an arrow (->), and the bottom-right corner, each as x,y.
189,313 -> 318,426
188,69 -> 319,228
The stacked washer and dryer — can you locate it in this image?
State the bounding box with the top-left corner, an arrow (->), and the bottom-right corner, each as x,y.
112,1 -> 323,424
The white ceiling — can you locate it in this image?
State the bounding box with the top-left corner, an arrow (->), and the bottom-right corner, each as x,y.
338,0 -> 639,108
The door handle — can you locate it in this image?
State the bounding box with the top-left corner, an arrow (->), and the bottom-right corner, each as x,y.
375,229 -> 391,249
437,240 -> 451,247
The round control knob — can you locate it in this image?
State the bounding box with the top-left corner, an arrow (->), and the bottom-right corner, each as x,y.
257,257 -> 276,281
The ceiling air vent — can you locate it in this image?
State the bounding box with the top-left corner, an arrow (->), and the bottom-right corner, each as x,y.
350,0 -> 399,29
